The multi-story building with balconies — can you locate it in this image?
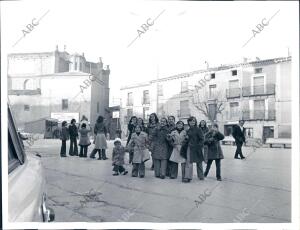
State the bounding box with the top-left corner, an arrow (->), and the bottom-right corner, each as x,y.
8,46 -> 110,129
120,56 -> 291,142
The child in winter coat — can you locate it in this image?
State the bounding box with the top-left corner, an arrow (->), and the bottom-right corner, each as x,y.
112,138 -> 129,176
128,125 -> 149,178
78,123 -> 91,158
204,123 -> 225,181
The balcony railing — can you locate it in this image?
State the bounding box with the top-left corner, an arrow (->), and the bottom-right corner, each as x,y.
226,88 -> 241,98
226,110 -> 276,121
243,109 -> 276,121
177,109 -> 191,118
242,84 -> 275,97
8,88 -> 41,95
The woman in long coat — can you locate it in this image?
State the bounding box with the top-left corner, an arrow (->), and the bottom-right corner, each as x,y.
166,115 -> 176,177
181,116 -> 204,183
147,113 -> 159,170
128,125 -> 149,178
90,116 -> 108,160
168,120 -> 187,179
204,123 -> 224,181
151,117 -> 170,179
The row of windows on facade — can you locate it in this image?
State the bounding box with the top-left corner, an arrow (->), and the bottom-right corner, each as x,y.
126,98 -> 275,122
126,73 -> 268,106
23,99 -> 101,113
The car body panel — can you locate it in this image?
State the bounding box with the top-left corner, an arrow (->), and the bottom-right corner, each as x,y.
8,152 -> 44,222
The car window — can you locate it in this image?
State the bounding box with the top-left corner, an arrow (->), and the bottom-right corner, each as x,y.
8,131 -> 21,174
8,105 -> 25,173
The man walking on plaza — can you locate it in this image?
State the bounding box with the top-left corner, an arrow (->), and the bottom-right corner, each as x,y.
232,120 -> 246,159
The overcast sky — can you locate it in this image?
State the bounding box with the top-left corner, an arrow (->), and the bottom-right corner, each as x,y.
1,0 -> 298,106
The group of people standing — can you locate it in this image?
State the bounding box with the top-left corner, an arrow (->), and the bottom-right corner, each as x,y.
60,115 -> 109,160
59,113 -> 248,183
124,113 -> 227,182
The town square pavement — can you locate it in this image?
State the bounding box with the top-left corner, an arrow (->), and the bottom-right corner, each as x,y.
25,139 -> 291,223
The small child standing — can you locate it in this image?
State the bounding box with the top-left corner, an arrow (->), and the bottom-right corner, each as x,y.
78,123 -> 91,158
112,138 -> 128,176
60,121 -> 69,157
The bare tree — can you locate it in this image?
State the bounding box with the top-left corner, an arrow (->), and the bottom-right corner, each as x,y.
192,86 -> 225,122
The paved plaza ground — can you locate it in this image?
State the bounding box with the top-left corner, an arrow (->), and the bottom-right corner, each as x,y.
25,139 -> 291,223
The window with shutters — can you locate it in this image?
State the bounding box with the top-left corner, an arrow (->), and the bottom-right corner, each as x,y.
253,99 -> 265,119
181,81 -> 188,93
62,99 -> 68,110
143,90 -> 150,104
253,76 -> 264,95
127,92 -> 133,106
179,100 -> 190,117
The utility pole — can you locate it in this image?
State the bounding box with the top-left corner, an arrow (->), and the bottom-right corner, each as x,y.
156,63 -> 159,115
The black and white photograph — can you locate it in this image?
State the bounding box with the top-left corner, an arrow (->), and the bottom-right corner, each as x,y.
1,0 -> 299,229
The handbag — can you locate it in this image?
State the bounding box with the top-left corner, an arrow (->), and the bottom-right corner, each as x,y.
142,148 -> 150,162
180,141 -> 188,159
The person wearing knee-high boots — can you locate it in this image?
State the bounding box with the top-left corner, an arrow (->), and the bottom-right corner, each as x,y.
204,123 -> 224,181
90,116 -> 108,160
151,117 -> 169,179
168,121 -> 187,179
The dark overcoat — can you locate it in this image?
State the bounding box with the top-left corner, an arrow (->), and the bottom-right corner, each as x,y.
151,125 -> 169,160
68,124 -> 78,139
185,126 -> 204,163
232,125 -> 245,144
204,131 -> 225,160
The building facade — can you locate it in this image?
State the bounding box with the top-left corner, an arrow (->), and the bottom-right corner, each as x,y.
120,56 -> 291,141
8,46 -> 110,129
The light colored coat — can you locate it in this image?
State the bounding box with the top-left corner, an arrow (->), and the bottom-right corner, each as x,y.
169,129 -> 187,163
128,131 -> 149,164
112,146 -> 126,166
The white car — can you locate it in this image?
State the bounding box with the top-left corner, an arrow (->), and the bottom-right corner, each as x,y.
8,105 -> 54,222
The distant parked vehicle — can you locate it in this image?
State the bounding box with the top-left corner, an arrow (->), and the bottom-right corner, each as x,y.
8,104 -> 55,222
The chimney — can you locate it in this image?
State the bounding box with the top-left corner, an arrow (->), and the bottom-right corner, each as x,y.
243,57 -> 248,63
106,65 -> 110,70
82,52 -> 85,57
64,45 -> 66,52
55,45 -> 58,51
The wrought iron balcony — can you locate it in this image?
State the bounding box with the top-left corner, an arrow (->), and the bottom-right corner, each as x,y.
242,84 -> 275,97
226,88 -> 241,98
241,109 -> 276,121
